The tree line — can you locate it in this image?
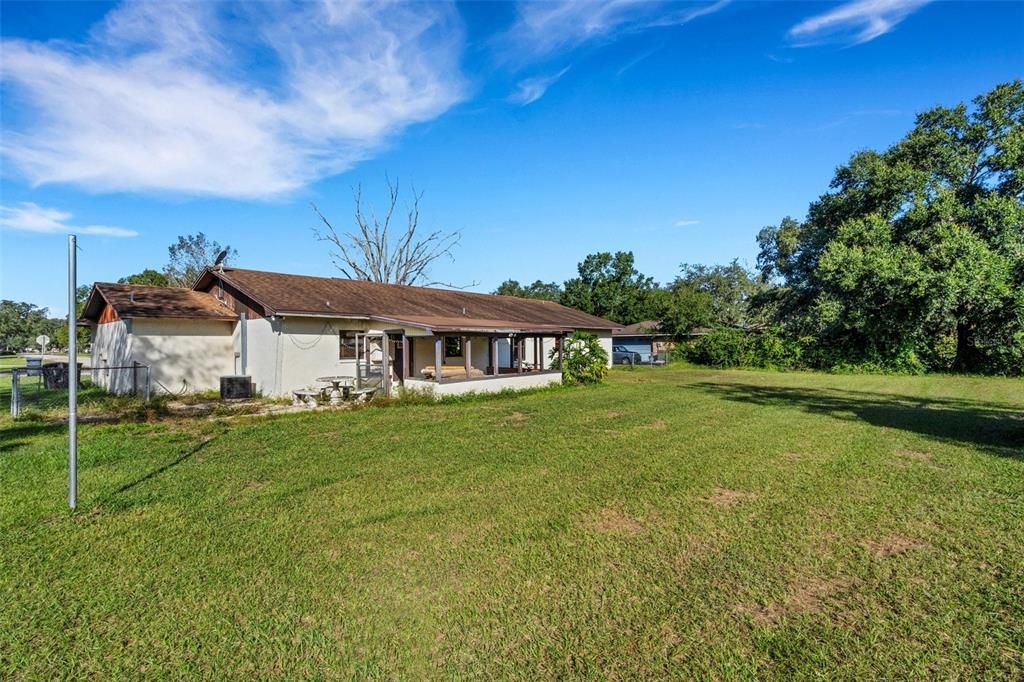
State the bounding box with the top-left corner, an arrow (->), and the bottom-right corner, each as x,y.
496,81 -> 1024,376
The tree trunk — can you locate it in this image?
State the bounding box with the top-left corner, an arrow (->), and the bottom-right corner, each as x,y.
954,321 -> 977,372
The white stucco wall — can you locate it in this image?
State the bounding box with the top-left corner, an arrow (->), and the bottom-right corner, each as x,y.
241,316 -> 280,396
404,371 -> 561,397
91,320 -> 133,392
596,332 -> 614,368
129,318 -> 236,394
267,317 -> 427,397
409,336 -> 435,379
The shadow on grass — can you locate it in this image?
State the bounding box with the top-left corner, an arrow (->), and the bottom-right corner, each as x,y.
112,436 -> 217,495
692,382 -> 1024,460
0,420 -> 66,454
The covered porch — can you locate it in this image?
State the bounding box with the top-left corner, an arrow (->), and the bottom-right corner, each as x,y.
392,327 -> 567,396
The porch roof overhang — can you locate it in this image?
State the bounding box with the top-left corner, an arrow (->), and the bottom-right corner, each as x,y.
368,314 -> 574,335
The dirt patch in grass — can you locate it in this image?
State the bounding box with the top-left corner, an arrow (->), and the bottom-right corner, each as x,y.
580,507 -> 646,536
674,533 -> 722,572
646,419 -> 668,430
706,487 -> 757,507
896,449 -> 933,462
736,576 -> 857,626
500,412 -> 529,428
863,534 -> 926,558
606,410 -> 625,418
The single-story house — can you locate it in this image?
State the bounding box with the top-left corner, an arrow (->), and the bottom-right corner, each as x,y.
612,320 -> 675,363
81,267 -> 619,398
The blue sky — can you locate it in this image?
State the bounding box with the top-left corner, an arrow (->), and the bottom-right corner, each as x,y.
1,0 -> 1021,316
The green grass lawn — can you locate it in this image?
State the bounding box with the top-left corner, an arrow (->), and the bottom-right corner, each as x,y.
2,367 -> 1022,678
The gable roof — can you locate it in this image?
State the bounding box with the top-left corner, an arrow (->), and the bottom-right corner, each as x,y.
613,320 -> 665,336
81,283 -> 237,322
194,267 -> 618,332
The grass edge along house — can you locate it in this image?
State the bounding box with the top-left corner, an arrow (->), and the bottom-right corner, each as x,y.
80,267 -> 618,398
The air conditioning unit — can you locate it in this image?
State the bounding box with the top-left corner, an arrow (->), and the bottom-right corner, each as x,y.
220,375 -> 253,400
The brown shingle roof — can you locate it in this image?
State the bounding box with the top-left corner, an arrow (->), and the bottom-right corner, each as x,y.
613,320 -> 664,335
82,283 -> 237,322
194,267 -> 618,331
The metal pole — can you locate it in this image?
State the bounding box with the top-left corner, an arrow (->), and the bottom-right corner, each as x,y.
68,234 -> 77,510
144,366 -> 151,403
10,369 -> 19,419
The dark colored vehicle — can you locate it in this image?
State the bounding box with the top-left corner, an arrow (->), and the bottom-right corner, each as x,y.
612,345 -> 643,365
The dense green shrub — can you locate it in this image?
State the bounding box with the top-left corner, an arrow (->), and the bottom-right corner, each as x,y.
550,331 -> 609,384
678,326 -> 802,369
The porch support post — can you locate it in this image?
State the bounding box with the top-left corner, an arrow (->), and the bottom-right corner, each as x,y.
355,335 -> 362,390
517,336 -> 524,374
558,333 -> 564,369
538,336 -> 544,372
434,334 -> 443,384
489,336 -> 497,375
402,333 -> 409,383
381,333 -> 391,398
463,336 -> 471,379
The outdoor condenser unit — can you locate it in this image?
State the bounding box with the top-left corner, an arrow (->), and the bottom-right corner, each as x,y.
220,375 -> 253,400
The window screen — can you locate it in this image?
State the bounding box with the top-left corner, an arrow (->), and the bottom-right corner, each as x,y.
444,336 -> 462,358
339,332 -> 357,359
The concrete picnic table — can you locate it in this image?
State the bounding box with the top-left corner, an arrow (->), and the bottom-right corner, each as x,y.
317,376 -> 355,405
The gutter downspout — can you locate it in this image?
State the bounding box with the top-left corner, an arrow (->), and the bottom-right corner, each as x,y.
272,316 -> 284,397
239,312 -> 248,375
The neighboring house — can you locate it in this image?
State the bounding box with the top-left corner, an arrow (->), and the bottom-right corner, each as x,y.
612,320 -> 675,363
81,267 -> 618,398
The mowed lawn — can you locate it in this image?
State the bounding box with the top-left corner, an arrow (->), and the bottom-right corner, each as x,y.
1,367 -> 1022,678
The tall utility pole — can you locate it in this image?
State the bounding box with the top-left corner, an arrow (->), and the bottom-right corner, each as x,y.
68,235 -> 77,510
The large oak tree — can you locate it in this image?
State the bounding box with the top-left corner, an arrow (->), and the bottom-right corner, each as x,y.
757,81 -> 1023,374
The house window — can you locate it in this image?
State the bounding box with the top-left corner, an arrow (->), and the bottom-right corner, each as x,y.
444,336 -> 462,358
339,332 -> 357,359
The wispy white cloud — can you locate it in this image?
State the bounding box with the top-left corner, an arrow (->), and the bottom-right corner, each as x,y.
788,0 -> 931,46
501,0 -> 730,62
674,219 -> 700,227
0,202 -> 138,237
616,47 -> 660,77
0,0 -> 466,199
509,67 -> 571,106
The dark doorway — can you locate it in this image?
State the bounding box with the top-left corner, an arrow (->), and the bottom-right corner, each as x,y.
388,333 -> 405,382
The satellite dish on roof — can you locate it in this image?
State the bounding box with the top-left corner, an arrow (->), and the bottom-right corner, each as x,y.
213,249 -> 229,266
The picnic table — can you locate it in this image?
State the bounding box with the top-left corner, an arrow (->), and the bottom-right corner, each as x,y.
317,376 -> 355,405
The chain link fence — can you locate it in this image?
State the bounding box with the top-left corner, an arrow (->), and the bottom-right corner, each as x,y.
4,362 -> 150,418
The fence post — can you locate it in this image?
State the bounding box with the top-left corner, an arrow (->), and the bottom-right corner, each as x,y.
10,369 -> 20,419
132,361 -> 138,396
144,366 -> 151,403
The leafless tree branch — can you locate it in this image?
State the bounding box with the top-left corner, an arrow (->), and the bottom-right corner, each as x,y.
312,176 -> 475,288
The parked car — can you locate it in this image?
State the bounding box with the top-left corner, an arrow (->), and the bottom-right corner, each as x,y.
612,345 -> 643,365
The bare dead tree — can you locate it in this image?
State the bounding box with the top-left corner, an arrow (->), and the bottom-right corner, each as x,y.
312,177 -> 469,287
